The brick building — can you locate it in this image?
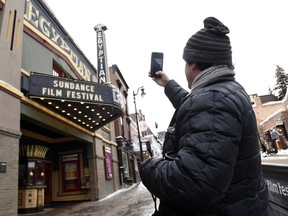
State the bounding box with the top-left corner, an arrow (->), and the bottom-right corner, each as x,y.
109,65 -> 140,185
251,94 -> 288,152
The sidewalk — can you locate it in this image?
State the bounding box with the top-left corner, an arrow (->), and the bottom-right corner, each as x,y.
261,149 -> 288,165
20,183 -> 156,216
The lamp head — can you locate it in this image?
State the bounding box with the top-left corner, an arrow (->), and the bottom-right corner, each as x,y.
140,87 -> 146,97
94,24 -> 107,31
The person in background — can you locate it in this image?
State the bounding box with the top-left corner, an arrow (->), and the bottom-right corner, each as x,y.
139,17 -> 272,216
270,128 -> 279,154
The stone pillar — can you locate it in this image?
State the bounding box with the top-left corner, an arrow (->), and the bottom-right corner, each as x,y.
87,139 -> 99,201
95,138 -> 106,199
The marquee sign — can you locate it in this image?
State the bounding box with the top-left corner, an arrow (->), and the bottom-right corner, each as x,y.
28,73 -> 124,131
29,73 -> 121,106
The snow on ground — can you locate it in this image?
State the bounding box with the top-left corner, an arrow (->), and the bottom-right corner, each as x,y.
261,149 -> 288,159
276,149 -> 288,156
137,182 -> 149,192
99,184 -> 137,202
98,182 -> 150,202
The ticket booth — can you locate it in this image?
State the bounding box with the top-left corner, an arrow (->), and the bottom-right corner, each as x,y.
18,145 -> 48,213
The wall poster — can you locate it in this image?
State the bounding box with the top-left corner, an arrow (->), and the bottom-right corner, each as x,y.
103,146 -> 113,180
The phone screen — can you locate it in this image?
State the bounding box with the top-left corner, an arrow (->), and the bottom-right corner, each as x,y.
150,52 -> 163,77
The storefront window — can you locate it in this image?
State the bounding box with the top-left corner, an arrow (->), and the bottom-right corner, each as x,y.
61,153 -> 81,192
27,161 -> 35,185
35,161 -> 45,185
122,152 -> 130,179
19,160 -> 45,186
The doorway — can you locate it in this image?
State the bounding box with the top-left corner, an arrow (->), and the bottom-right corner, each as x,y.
44,162 -> 52,204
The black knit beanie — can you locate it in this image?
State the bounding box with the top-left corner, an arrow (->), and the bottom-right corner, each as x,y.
183,17 -> 232,65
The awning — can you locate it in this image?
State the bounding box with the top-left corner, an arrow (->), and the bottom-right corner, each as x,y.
28,73 -> 124,131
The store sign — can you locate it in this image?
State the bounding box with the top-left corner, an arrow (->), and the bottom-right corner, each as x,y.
29,74 -> 122,107
0,162 -> 7,173
140,121 -> 148,132
24,0 -> 94,82
276,120 -> 283,126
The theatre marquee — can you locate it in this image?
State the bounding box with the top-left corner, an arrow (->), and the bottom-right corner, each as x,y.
28,73 -> 125,131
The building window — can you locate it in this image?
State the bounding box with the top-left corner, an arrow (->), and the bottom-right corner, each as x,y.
53,62 -> 67,78
116,79 -> 122,89
99,128 -> 111,140
52,69 -> 59,77
61,153 -> 81,192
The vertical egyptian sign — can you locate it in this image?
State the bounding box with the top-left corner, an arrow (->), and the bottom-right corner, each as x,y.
95,24 -> 109,84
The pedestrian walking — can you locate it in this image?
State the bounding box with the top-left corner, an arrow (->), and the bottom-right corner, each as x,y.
139,17 -> 273,215
270,128 -> 279,153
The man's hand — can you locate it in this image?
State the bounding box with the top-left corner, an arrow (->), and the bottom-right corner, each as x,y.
149,71 -> 170,87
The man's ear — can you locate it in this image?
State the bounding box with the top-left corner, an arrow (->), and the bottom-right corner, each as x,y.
186,62 -> 195,74
191,63 -> 199,73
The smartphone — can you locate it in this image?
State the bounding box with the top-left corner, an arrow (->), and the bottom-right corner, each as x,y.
150,52 -> 163,78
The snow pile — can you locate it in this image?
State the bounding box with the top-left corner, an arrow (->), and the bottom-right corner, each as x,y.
261,149 -> 288,162
137,182 -> 149,192
276,149 -> 288,156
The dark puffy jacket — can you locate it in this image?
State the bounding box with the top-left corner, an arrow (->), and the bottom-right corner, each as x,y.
140,77 -> 271,216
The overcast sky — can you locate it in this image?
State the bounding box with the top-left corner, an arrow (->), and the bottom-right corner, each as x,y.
44,0 -> 288,132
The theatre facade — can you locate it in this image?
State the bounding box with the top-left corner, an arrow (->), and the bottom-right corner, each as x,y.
0,0 -> 130,215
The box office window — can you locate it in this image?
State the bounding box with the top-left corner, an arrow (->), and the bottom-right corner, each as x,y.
19,160 -> 45,186
61,153 -> 81,192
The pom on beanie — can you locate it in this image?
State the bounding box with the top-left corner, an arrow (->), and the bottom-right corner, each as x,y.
183,17 -> 232,65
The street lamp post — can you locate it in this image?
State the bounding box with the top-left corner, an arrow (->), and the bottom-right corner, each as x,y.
133,86 -> 145,161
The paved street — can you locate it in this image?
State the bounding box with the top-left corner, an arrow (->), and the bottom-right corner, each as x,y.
21,183 -> 155,216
